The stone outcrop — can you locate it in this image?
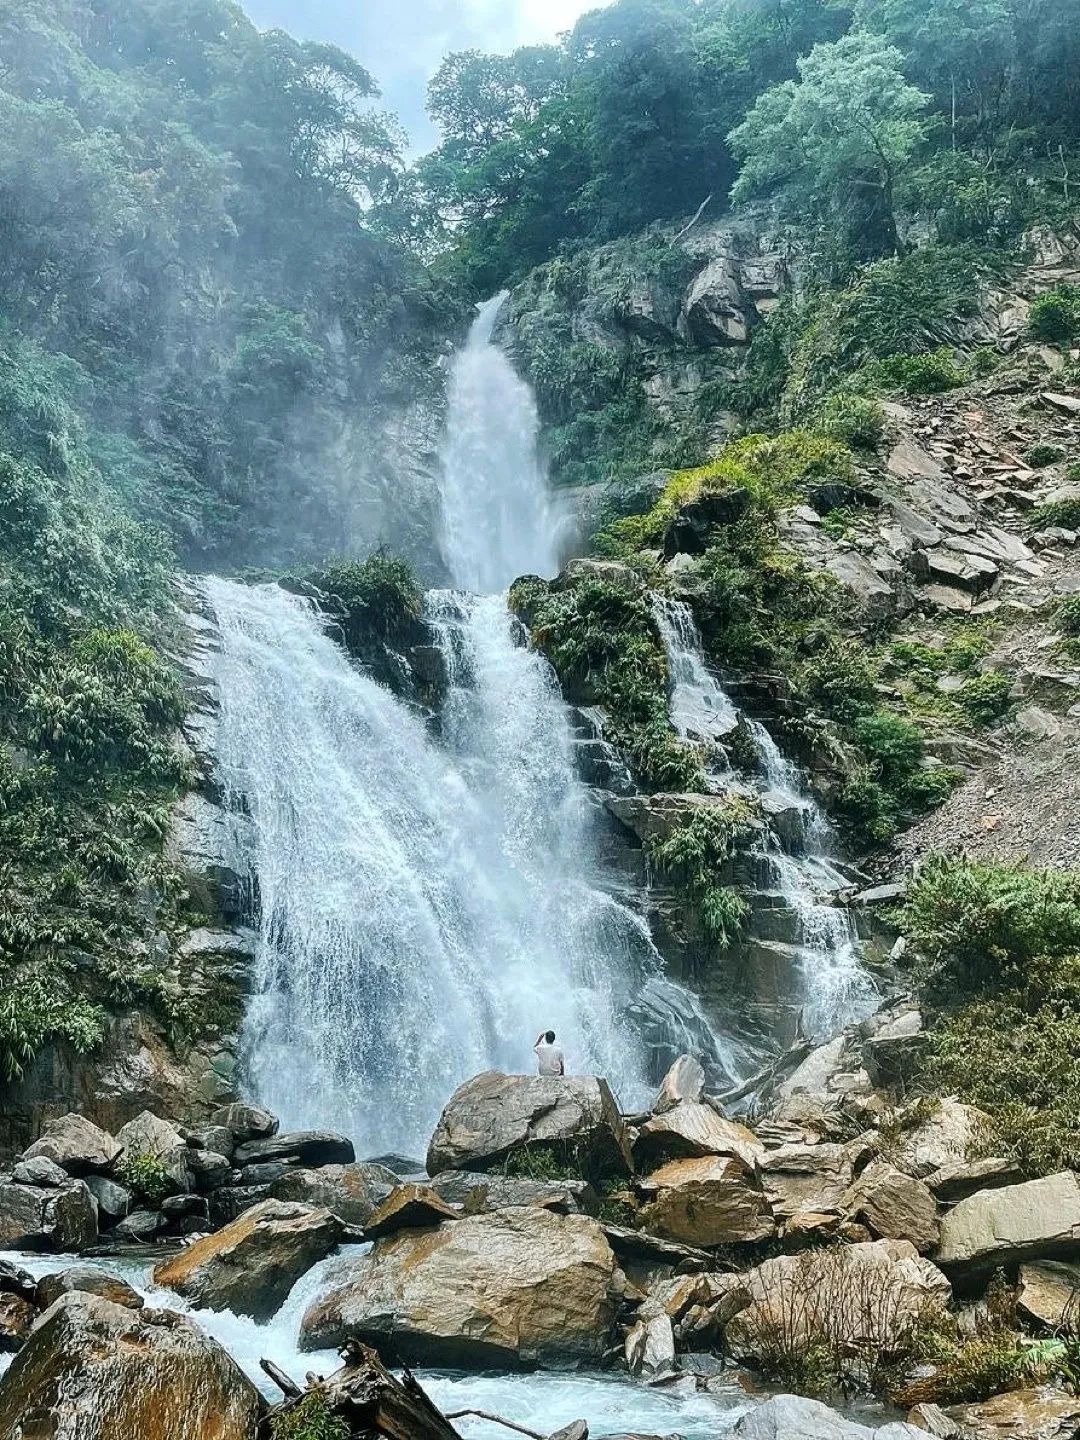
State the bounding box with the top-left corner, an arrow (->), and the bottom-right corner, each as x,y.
653,1054 -> 706,1112
0,1291 -> 264,1439
232,1130 -> 355,1169
637,1156 -> 774,1248
153,1199 -> 345,1320
0,1180 -> 97,1252
888,1099 -> 992,1179
427,1170 -> 593,1213
426,1072 -> 633,1182
935,1171 -> 1080,1282
363,1183 -> 458,1238
115,1111 -> 191,1192
300,1207 -> 619,1368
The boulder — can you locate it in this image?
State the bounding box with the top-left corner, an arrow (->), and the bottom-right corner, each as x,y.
637,1156 -> 774,1248
634,1101 -> 764,1172
36,1268 -> 143,1312
888,1099 -> 991,1179
1016,1261 -> 1080,1331
0,1181 -> 97,1252
0,1294 -> 33,1353
683,257 -> 751,347
653,1054 -> 705,1113
726,1241 -> 951,1365
0,1291 -> 264,1439
426,1072 -> 633,1183
427,1171 -> 592,1214
83,1175 -> 131,1224
187,1150 -> 233,1192
115,1111 -> 191,1193
232,1130 -> 355,1169
935,1171 -> 1080,1282
364,1184 -> 458,1239
663,489 -> 752,556
842,1161 -> 940,1254
114,1209 -> 162,1242
760,1143 -> 859,1222
925,1158 -> 1022,1204
187,1125 -> 236,1159
300,1208 -> 619,1368
915,1386 -> 1080,1439
11,1157 -> 68,1189
211,1102 -> 279,1144
270,1162 -> 399,1226
734,1395 -> 927,1439
153,1199 -> 345,1321
625,1312 -> 675,1377
19,1115 -> 121,1176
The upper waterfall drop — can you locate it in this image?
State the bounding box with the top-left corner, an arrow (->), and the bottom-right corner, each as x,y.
438,293 -> 562,590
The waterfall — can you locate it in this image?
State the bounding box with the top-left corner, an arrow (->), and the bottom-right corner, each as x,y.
653,597 -> 878,1042
437,293 -> 562,593
205,577 -> 659,1157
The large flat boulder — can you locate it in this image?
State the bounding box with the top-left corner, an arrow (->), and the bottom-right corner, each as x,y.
427,1170 -> 593,1213
300,1208 -> 619,1368
0,1181 -> 97,1252
426,1072 -> 633,1182
153,1199 -> 345,1320
734,1394 -> 926,1438
269,1162 -> 399,1226
233,1130 -> 355,1169
935,1171 -> 1080,1282
633,1101 -> 764,1171
637,1156 -> 774,1248
760,1142 -> 859,1221
19,1116 -> 121,1176
1016,1261 -> 1080,1331
0,1291 -> 263,1439
889,1099 -> 992,1179
727,1241 -> 951,1365
912,1386 -> 1080,1439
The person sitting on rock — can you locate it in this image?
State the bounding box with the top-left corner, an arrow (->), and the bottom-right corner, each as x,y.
534,1030 -> 565,1076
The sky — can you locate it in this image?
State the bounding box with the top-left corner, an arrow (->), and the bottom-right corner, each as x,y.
243,0 -> 604,152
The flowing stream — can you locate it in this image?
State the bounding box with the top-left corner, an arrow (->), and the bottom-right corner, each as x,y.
651,598 -> 878,1041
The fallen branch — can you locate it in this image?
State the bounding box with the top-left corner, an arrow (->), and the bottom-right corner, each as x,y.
444,1410 -> 545,1440
260,1358 -> 302,1398
671,195 -> 713,243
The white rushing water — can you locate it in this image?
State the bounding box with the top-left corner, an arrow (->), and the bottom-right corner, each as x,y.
653,598 -> 878,1042
207,576 -> 655,1157
0,1250 -> 756,1437
438,293 -> 563,593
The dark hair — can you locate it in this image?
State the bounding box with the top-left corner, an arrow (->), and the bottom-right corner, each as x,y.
545,1030 -> 555,1044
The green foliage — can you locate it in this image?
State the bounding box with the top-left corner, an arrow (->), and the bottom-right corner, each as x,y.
271,1393 -> 351,1440
1029,285 -> 1080,345
955,670 -> 1012,727
837,712 -> 958,843
817,392 -> 887,450
1030,497 -> 1080,533
316,553 -> 422,645
1057,596 -> 1080,638
900,1331 -> 1063,1407
1025,443 -> 1066,469
498,1145 -> 579,1182
874,348 -> 967,394
509,576 -> 704,793
116,1150 -> 175,1208
647,801 -> 756,950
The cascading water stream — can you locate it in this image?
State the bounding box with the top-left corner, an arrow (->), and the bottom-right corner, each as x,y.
652,597 -> 878,1042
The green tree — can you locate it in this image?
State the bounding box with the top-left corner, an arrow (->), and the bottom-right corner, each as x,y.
730,32 -> 930,256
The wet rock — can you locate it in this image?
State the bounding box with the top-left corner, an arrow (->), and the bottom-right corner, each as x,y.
653,1055 -> 705,1113
19,1115 -> 121,1176
841,1160 -> 940,1254
154,1199 -> 345,1321
637,1156 -> 774,1248
0,1294 -> 34,1353
114,1209 -> 162,1242
301,1208 -> 619,1368
210,1103 -> 278,1144
270,1162 -> 399,1226
208,1184 -> 270,1226
115,1111 -> 191,1193
1016,1261 -> 1080,1331
233,1130 -> 355,1169
187,1125 -> 235,1159
0,1181 -> 97,1252
237,1161 -> 290,1188
726,1241 -> 951,1366
83,1175 -> 131,1224
562,558 -> 643,593
607,791 -> 756,847
426,1072 -> 633,1183
734,1395 -> 926,1438
0,1291 -> 264,1439
161,1193 -> 209,1224
936,1172 -> 1080,1283
634,1102 -> 764,1172
187,1150 -> 232,1192
918,1386 -> 1080,1438
11,1157 -> 69,1189
36,1268 -> 143,1312
364,1183 -> 458,1239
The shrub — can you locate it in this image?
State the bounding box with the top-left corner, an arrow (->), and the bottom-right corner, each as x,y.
898,1333 -> 1057,1407
1029,285 -> 1080,344
317,551 -> 422,643
957,670 -> 1013,727
647,801 -> 757,950
116,1149 -> 175,1207
1057,595 -> 1080,637
1030,497 -> 1080,532
1025,443 -> 1066,469
874,348 -> 966,395
817,392 -> 886,450
271,1393 -> 351,1440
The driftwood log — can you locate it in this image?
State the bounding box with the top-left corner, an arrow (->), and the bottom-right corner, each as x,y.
261,1341 -> 460,1440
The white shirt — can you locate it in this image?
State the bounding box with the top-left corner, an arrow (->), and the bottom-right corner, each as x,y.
534,1040 -> 565,1076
